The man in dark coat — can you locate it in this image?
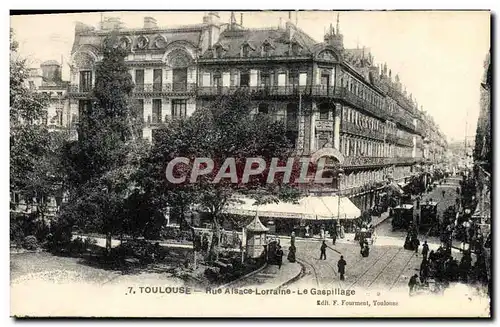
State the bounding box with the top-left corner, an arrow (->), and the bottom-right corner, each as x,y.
421,240 -> 429,259
287,244 -> 296,263
276,245 -> 284,269
408,274 -> 419,295
320,241 -> 327,260
413,237 -> 420,254
337,256 -> 347,281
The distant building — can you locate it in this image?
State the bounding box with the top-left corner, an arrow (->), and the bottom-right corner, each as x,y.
26,60 -> 73,135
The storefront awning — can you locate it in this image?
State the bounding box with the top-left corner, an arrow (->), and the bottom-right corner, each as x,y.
221,195 -> 361,220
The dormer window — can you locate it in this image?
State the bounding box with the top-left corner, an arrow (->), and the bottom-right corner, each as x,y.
242,44 -> 250,57
215,45 -> 225,58
291,42 -> 301,55
261,40 -> 274,57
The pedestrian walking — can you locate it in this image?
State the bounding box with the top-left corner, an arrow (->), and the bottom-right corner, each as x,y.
320,240 -> 327,260
442,190 -> 446,198
287,244 -> 296,263
337,256 -> 347,281
332,230 -> 337,245
408,274 -> 419,296
413,238 -> 420,254
276,245 -> 284,269
422,240 -> 429,258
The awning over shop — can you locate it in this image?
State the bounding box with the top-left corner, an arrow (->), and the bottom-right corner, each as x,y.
221,195 -> 361,220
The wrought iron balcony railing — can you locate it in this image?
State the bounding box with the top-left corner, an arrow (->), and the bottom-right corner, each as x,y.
333,87 -> 388,120
134,83 -> 197,94
341,121 -> 385,141
343,156 -> 389,168
69,84 -> 92,94
197,85 -> 309,97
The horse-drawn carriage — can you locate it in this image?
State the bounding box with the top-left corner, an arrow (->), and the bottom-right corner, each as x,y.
355,226 -> 376,245
419,201 -> 439,235
392,204 -> 414,231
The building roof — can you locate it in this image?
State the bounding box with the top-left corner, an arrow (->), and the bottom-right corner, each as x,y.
202,24 -> 316,58
245,213 -> 269,232
343,48 -> 373,67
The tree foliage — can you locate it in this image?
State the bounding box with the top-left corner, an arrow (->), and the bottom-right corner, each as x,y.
140,90 -> 314,260
60,33 -> 147,252
10,29 -> 66,217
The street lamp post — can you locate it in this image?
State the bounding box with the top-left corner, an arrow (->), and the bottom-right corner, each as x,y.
337,168 -> 344,238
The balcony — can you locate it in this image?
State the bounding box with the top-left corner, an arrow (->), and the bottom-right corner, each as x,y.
333,87 -> 388,120
388,157 -> 421,165
68,84 -> 92,97
133,83 -> 197,95
197,85 -> 309,97
341,121 -> 385,141
385,133 -> 413,147
343,156 -> 389,168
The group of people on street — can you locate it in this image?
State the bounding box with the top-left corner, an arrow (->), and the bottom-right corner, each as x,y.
319,241 -> 346,280
409,240 -> 488,296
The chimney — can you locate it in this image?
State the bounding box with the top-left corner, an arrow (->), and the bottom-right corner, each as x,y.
144,16 -> 157,29
101,17 -> 123,30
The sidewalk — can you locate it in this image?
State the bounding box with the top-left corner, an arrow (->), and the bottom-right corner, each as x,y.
371,211 -> 391,227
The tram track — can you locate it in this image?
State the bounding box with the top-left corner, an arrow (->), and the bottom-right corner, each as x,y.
389,251 -> 416,291
295,257 -> 320,287
347,247 -> 391,289
366,248 -> 403,289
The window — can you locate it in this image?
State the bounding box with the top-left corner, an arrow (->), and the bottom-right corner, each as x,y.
56,111 -> 63,126
153,69 -> 162,92
284,104 -> 297,132
79,70 -> 92,92
135,99 -> 144,122
173,68 -> 188,91
242,44 -> 250,57
319,104 -> 329,120
258,103 -> 269,115
240,72 -> 250,87
171,99 -> 187,119
152,99 -> 162,123
135,69 -> 145,91
260,73 -> 271,87
215,45 -> 224,58
288,72 -> 299,87
262,43 -> 272,56
291,42 -> 300,55
213,74 -> 222,88
78,100 -> 91,116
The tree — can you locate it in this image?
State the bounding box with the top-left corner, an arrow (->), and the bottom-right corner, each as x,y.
60,33 -> 145,254
142,91 -> 316,261
10,29 -> 66,222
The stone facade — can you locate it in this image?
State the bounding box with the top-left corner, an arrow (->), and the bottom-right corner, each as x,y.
67,13 -> 447,213
26,61 -> 72,136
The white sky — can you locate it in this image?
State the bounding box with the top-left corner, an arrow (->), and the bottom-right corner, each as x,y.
10,11 -> 490,142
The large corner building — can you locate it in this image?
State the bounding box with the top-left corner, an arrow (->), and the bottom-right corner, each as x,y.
67,12 -> 447,214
